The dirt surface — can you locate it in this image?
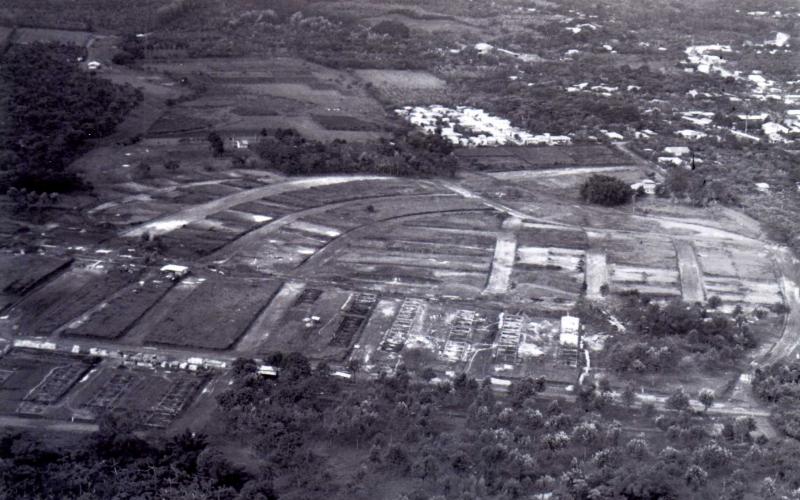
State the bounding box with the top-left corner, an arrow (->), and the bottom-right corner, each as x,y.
675,240 -> 705,303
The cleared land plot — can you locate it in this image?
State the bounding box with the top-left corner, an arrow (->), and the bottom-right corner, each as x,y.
591,233 -> 676,268
695,242 -> 777,281
0,349 -> 96,414
258,289 -> 364,360
704,277 -> 783,307
355,69 -> 448,103
517,225 -> 588,250
0,254 -> 71,310
609,265 -> 681,297
144,277 -> 283,350
62,277 -> 175,340
140,56 -> 389,142
457,145 -> 631,171
312,114 -> 379,131
14,28 -> 93,46
5,269 -> 132,337
159,226 -> 236,258
511,267 -> 584,297
71,366 -> 208,427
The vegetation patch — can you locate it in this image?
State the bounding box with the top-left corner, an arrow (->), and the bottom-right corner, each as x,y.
0,43 -> 141,193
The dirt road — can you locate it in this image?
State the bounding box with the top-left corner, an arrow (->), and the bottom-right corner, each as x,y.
674,240 -> 705,303
585,249 -> 608,300
123,175 -> 391,238
484,232 -> 517,294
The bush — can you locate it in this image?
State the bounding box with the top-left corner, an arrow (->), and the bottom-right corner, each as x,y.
579,174 -> 633,206
372,20 -> 411,38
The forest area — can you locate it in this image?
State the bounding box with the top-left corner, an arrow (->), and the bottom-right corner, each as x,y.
0,42 -> 141,196
4,352 -> 800,500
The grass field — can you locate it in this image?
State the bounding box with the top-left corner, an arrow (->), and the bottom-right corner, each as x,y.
144,276 -> 282,350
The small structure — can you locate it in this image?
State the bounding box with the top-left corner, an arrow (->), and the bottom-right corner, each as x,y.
331,370 -> 353,380
87,61 -> 102,70
755,182 -> 771,193
631,179 -> 657,195
258,365 -> 278,378
160,264 -> 189,279
663,146 -> 691,156
658,156 -> 684,167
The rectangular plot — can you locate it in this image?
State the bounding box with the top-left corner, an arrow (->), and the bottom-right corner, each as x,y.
342,292 -> 379,317
294,288 -> 323,306
10,270 -> 132,337
330,315 -> 366,347
25,363 -> 91,405
64,278 -> 175,340
381,299 -> 425,352
145,278 -> 283,350
517,226 -> 588,250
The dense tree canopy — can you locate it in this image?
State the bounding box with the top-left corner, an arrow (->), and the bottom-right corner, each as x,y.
253,128 -> 456,177
0,43 -> 141,193
579,174 -> 633,206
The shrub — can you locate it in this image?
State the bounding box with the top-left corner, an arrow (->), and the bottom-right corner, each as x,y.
579,174 -> 633,206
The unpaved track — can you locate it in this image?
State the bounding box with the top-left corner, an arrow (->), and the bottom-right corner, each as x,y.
484,232 -> 517,294
206,193 -> 463,262
674,240 -> 705,303
123,175 -> 391,237
585,249 -> 608,299
762,247 -> 800,362
235,281 -> 305,353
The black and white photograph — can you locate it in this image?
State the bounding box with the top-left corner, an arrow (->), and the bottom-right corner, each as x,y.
0,0 -> 799,498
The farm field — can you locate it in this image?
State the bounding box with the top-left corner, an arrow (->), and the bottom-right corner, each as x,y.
143,275 -> 282,350
0,254 -> 71,310
1,267 -> 134,338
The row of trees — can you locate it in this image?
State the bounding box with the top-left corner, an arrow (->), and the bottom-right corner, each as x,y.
251,127 -> 457,177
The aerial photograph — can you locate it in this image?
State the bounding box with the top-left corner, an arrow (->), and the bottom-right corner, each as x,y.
0,0 -> 799,498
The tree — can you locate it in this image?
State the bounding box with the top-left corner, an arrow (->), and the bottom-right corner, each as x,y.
579,174 -> 633,206
164,160 -> 181,171
665,388 -> 690,412
208,131 -> 225,156
135,161 -> 152,179
698,389 -> 715,412
621,383 -> 637,408
371,20 -> 411,38
684,464 -> 708,490
707,296 -> 722,309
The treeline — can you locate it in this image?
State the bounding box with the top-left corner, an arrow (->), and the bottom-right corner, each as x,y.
605,297 -> 756,374
0,43 -> 141,194
753,361 -> 800,440
251,128 -> 457,177
0,415 -> 275,499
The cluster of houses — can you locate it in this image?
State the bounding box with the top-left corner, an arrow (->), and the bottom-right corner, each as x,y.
396,105 -> 571,147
